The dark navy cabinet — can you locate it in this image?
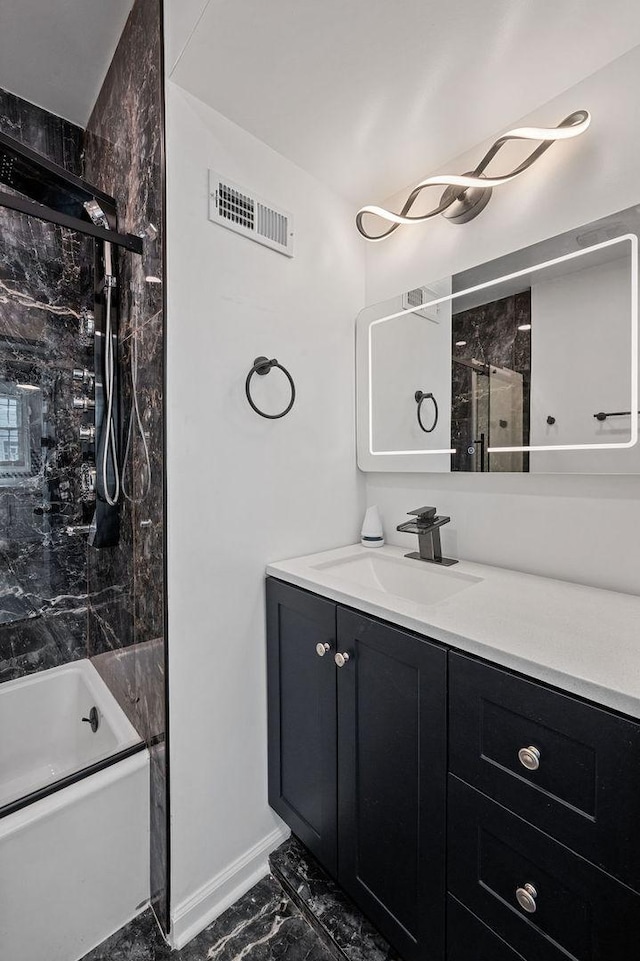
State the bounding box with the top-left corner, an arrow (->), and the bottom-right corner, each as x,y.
266,577 -> 640,961
337,606 -> 447,961
266,579 -> 447,961
266,579 -> 338,873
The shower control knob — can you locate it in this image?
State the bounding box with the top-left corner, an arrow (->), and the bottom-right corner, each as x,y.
78,425 -> 96,442
66,525 -> 92,537
316,643 -> 330,657
73,396 -> 96,411
81,312 -> 95,337
80,464 -> 97,497
73,368 -> 94,385
334,652 -> 350,668
518,745 -> 541,771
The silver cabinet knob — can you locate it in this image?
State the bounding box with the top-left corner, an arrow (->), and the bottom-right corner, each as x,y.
334,652 -> 350,668
518,745 -> 541,771
316,643 -> 330,657
515,883 -> 538,914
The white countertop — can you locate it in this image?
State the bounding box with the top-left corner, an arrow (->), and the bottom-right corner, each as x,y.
267,544 -> 640,720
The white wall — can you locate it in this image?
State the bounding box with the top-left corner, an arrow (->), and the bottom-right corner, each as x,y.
165,82 -> 365,943
363,45 -> 640,595
164,0 -> 209,74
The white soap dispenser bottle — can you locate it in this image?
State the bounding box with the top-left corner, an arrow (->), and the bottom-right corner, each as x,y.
361,505 -> 384,548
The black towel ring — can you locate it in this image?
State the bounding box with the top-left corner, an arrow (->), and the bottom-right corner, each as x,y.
415,390 -> 439,433
245,356 -> 296,419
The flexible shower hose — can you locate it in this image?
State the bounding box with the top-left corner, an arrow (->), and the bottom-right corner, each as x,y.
121,313 -> 152,505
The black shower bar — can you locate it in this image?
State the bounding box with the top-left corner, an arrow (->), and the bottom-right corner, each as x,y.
594,410 -> 640,421
0,129 -> 142,253
0,189 -> 143,253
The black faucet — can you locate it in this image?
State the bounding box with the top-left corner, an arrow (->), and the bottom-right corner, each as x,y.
396,506 -> 458,567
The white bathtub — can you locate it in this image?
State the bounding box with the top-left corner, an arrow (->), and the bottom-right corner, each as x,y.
0,659 -> 142,809
0,660 -> 151,961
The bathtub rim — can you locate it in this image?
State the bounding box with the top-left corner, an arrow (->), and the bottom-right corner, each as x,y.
0,739 -> 149,820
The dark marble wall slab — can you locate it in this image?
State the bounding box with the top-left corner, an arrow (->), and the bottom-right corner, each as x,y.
0,88 -> 84,176
0,89 -> 92,682
84,0 -> 168,932
84,0 -> 165,665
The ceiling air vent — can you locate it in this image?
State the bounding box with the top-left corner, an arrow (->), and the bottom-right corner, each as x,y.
208,171 -> 294,257
402,286 -> 440,323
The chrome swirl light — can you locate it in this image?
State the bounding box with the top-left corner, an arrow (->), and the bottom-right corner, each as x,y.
356,109 -> 591,241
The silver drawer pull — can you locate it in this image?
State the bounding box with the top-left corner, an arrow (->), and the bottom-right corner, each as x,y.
334,652 -> 350,668
316,643 -> 330,657
515,883 -> 538,914
518,745 -> 541,771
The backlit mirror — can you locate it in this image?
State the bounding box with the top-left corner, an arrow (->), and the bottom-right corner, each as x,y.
357,206 -> 639,473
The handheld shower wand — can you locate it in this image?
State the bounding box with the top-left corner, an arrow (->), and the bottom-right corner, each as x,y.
100,240 -> 120,507
121,225 -> 157,505
83,200 -> 121,509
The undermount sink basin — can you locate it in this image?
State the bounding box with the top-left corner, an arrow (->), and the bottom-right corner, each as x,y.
310,550 -> 482,606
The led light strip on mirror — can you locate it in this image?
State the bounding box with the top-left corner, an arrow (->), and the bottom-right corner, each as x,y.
356,110 -> 591,241
367,234 -> 638,456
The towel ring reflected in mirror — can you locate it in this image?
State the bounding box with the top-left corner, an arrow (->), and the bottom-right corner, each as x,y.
415,390 -> 439,433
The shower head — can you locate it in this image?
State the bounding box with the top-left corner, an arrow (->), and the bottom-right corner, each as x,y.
0,129 -> 117,224
83,199 -> 111,230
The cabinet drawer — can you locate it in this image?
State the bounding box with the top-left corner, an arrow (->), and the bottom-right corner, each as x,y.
448,776 -> 640,961
447,896 -> 525,961
449,652 -> 640,891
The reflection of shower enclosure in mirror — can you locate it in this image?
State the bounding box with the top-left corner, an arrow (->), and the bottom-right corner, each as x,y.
488,366 -> 524,472
453,362 -> 524,472
451,290 -> 529,472
357,205 -> 640,473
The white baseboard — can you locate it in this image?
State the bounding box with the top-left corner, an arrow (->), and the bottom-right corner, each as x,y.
169,825 -> 290,950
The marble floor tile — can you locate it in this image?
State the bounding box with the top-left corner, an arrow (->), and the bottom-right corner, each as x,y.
269,838 -> 399,961
82,875 -> 336,961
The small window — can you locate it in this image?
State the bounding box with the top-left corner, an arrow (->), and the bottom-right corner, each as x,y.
0,386 -> 33,483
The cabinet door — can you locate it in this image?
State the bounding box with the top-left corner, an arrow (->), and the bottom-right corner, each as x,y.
266,579 -> 338,873
336,607 -> 447,961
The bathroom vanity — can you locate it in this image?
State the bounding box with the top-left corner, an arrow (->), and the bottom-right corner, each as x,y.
265,546 -> 640,961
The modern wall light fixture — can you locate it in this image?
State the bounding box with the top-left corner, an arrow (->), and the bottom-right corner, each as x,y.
356,110 -> 591,242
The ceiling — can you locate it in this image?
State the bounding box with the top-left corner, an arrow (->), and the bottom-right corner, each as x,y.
0,0 -> 134,127
172,0 -> 640,205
